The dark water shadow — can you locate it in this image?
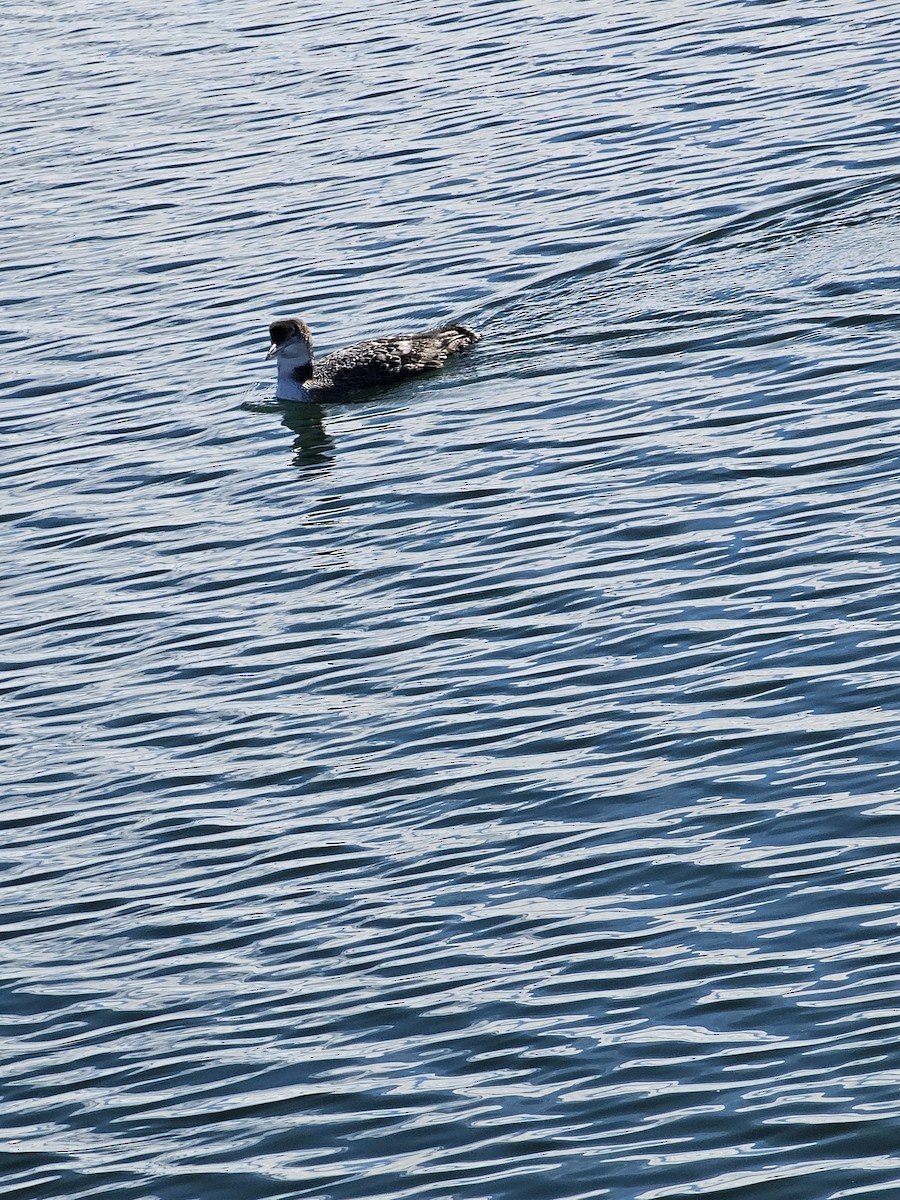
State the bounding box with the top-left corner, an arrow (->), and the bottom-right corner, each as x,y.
241,395 -> 334,470
279,401 -> 334,470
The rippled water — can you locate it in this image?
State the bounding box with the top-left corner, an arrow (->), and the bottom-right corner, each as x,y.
5,2 -> 900,1198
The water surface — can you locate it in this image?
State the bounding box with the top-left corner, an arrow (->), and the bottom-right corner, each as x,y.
4,2 -> 900,1198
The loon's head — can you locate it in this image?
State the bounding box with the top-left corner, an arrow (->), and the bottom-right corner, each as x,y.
267,318 -> 314,394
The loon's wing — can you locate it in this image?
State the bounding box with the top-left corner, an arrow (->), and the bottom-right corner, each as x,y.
315,324 -> 480,392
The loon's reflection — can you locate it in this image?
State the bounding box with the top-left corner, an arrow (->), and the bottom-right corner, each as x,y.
280,401 -> 334,469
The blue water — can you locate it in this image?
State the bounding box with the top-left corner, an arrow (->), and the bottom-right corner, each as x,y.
5,2 -> 900,1198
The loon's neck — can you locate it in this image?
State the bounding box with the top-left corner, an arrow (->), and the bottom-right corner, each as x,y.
275,353 -> 314,402
276,362 -> 310,402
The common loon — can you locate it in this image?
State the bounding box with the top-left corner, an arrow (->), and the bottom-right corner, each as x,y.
266,317 -> 480,402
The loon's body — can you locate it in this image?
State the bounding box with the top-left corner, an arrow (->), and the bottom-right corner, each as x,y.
267,317 -> 480,402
